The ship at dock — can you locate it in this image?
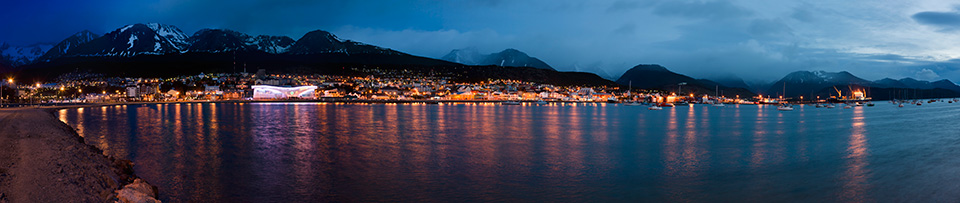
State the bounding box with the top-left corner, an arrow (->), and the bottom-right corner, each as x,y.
826,86 -> 871,103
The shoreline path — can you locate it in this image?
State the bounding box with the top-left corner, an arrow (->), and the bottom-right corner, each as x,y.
0,108 -> 159,202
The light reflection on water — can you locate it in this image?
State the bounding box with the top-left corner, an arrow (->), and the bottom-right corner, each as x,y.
55,102 -> 960,202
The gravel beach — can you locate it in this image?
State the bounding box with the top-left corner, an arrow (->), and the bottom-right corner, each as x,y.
0,108 -> 158,202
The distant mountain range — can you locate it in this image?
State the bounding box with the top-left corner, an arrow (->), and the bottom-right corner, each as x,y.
873,77 -> 960,92
24,23 -> 406,59
0,23 -> 613,87
615,64 -> 756,97
759,70 -> 960,100
4,22 -> 960,99
613,65 -> 960,100
765,70 -> 871,97
441,48 -> 555,70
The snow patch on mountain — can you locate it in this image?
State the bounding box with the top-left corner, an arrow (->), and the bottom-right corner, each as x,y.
1,42 -> 54,66
127,35 -> 138,49
119,24 -> 135,33
146,23 -> 189,50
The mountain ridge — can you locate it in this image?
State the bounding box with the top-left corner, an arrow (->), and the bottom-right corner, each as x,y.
441,48 -> 555,70
615,64 -> 755,97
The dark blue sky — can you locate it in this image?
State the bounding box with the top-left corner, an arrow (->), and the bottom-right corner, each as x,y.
4,0 -> 960,82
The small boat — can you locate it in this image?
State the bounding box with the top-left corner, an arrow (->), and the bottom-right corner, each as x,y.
777,104 -> 794,111
866,102 -> 875,107
648,106 -> 663,110
501,101 -> 521,105
657,103 -> 675,107
624,101 -> 643,106
825,104 -> 836,108
898,103 -> 904,107
536,100 -> 549,105
917,102 -> 922,106
711,86 -> 724,107
843,105 -> 852,109
607,97 -> 621,103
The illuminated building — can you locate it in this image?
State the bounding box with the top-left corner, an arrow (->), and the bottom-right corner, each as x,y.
252,85 -> 318,99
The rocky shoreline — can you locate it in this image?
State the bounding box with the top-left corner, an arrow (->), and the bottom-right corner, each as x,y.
0,108 -> 159,202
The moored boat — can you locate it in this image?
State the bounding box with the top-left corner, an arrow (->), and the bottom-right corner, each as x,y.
777,104 -> 794,111
502,101 -> 521,105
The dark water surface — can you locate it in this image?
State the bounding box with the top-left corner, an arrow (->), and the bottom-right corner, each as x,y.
56,102 -> 960,202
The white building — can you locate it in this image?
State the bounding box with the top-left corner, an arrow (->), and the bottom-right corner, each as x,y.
126,86 -> 138,98
252,85 -> 318,99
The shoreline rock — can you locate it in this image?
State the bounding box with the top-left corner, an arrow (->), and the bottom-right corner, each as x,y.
116,178 -> 160,203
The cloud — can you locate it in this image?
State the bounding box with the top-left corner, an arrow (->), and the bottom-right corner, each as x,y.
606,0 -> 645,13
790,7 -> 815,22
748,19 -> 793,39
865,54 -> 910,62
612,23 -> 637,35
912,7 -> 960,31
915,68 -> 940,80
651,0 -> 752,20
333,26 -> 515,58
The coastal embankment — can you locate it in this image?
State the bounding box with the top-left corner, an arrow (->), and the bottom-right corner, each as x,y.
0,108 -> 158,202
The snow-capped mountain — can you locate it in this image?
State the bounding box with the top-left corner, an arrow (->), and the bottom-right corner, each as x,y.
440,48 -> 555,70
441,47 -> 484,65
9,23 -> 420,66
248,35 -> 294,54
186,29 -> 294,54
1,42 -> 54,66
287,30 -> 403,55
145,23 -> 190,50
187,29 -> 254,53
65,23 -> 187,57
779,70 -> 871,85
37,30 -> 99,62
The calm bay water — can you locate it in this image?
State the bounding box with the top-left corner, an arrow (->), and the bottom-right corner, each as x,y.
56,102 -> 960,202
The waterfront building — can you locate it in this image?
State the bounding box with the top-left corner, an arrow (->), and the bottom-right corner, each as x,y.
252,85 -> 318,99
126,86 -> 138,98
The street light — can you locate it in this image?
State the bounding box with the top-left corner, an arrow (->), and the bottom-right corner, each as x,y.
1,78 -> 12,108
